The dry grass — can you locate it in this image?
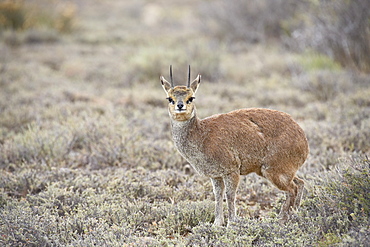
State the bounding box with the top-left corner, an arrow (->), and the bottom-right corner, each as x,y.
0,0 -> 369,246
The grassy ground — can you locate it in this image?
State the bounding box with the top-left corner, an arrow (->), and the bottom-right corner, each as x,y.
1,0 -> 369,246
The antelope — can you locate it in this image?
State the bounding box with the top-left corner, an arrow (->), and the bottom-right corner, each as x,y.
160,65 -> 309,226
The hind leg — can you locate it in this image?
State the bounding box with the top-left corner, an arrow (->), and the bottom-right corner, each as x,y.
262,170 -> 299,221
278,185 -> 297,221
293,176 -> 304,209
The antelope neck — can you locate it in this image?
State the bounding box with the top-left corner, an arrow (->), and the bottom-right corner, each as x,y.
171,111 -> 198,134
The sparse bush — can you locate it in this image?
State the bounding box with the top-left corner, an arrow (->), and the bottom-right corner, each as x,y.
304,106 -> 370,165
326,157 -> 370,217
0,106 -> 36,136
128,41 -> 222,83
0,168 -> 48,198
350,89 -> 370,107
200,0 -> 297,43
201,0 -> 370,72
296,52 -> 342,73
155,200 -> 215,236
0,110 -> 182,170
23,28 -> 60,44
187,218 -> 313,246
291,0 -> 370,72
0,0 -> 76,35
293,70 -> 352,102
0,167 -> 213,246
300,156 -> 370,245
0,1 -> 26,30
1,123 -> 70,165
0,201 -> 52,246
186,222 -> 257,246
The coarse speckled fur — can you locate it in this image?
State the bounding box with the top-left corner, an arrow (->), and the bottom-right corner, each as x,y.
160,70 -> 309,226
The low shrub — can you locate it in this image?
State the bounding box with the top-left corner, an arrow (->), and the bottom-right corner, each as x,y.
326,157 -> 370,217
187,218 -> 313,246
300,156 -> 370,245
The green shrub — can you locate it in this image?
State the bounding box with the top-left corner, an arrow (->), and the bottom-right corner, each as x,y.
297,52 -> 342,72
300,156 -> 370,245
326,157 -> 370,217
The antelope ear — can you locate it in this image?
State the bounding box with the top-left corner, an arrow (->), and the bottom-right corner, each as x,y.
190,74 -> 201,94
160,76 -> 172,96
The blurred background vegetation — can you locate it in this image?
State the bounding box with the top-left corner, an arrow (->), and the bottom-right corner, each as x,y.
0,0 -> 369,246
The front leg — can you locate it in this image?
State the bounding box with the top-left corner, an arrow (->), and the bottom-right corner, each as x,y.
224,172 -> 240,226
211,177 -> 225,226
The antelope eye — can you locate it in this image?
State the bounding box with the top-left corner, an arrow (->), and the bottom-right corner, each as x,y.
186,97 -> 195,104
167,97 -> 175,104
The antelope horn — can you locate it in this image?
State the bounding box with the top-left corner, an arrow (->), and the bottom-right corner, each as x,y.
187,65 -> 191,88
169,65 -> 174,88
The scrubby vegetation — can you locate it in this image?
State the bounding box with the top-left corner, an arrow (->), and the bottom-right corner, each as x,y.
0,0 -> 369,246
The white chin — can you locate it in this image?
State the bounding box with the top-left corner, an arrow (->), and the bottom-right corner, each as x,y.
175,110 -> 186,114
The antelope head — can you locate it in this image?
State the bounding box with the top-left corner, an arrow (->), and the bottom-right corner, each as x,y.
160,65 -> 201,121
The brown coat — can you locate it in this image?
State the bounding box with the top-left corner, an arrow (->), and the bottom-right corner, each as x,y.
172,108 -> 308,179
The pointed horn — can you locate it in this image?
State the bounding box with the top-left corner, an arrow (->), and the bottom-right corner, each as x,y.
187,65 -> 191,88
169,65 -> 174,88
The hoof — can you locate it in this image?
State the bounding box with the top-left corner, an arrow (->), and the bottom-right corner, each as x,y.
213,218 -> 224,227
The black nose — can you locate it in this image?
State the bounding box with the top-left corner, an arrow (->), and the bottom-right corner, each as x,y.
177,101 -> 184,109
